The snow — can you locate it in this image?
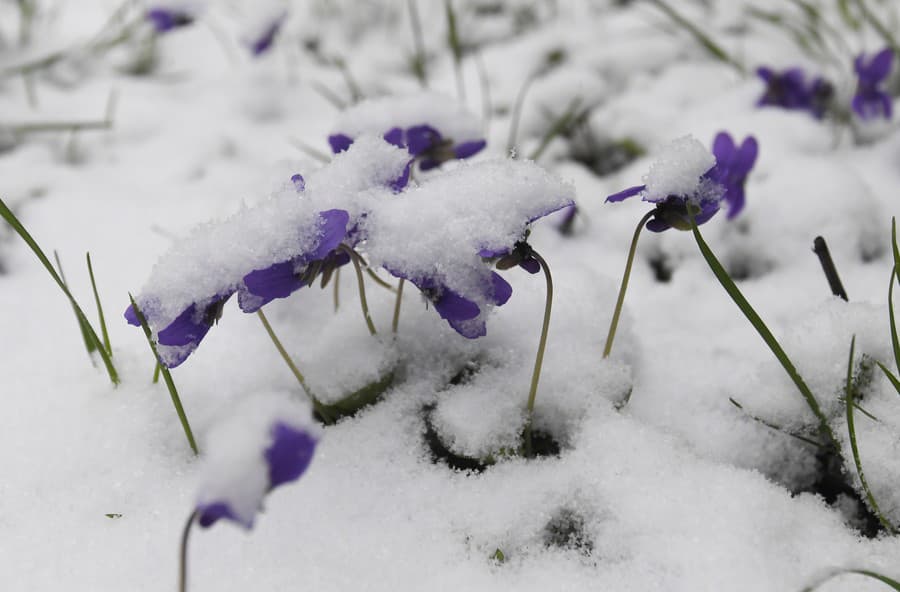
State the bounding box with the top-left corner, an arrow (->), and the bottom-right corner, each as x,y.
2,1 -> 900,591
642,135 -> 718,202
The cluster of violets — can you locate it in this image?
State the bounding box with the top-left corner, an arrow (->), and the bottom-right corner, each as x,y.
145,2 -> 286,57
756,47 -> 894,121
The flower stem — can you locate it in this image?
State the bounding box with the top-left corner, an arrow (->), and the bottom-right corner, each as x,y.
603,210 -> 654,359
333,267 -> 340,313
392,278 -> 405,334
179,510 -> 198,592
523,249 -> 553,458
339,245 -> 378,336
812,236 -> 848,301
256,309 -> 333,423
689,217 -> 839,451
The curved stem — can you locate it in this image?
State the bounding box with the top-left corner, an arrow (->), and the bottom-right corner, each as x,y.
339,245 -> 378,336
603,211 -> 654,359
523,249 -> 553,458
256,309 -> 333,423
689,217 -> 839,451
179,510 -> 198,592
392,278 -> 405,334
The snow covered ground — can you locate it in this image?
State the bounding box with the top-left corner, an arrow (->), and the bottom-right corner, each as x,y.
2,1 -> 900,590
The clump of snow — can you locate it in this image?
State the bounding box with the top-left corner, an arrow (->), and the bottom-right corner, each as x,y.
330,92 -> 484,143
196,391 -> 319,527
642,135 -> 717,202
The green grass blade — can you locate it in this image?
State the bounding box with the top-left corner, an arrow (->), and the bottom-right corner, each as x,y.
803,568 -> 900,591
528,97 -> 584,162
854,0 -> 900,55
647,0 -> 744,74
444,0 -> 466,101
690,218 -> 837,450
128,295 -> 198,455
54,251 -> 98,355
0,197 -> 118,384
877,361 -> 900,396
845,336 -> 896,534
890,219 -> 900,374
86,252 -> 112,356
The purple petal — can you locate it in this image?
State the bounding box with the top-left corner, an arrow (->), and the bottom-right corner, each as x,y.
405,125 -> 441,156
479,247 -> 508,258
755,66 -> 774,83
490,272 -> 512,306
390,160 -> 413,192
645,218 -> 672,232
383,127 -> 404,148
433,288 -> 481,322
447,317 -> 487,339
418,157 -> 441,171
196,501 -> 250,529
733,136 -> 759,177
157,304 -> 213,347
328,134 -> 353,154
453,139 -> 487,160
124,304 -> 139,326
291,174 -> 305,192
241,260 -> 305,312
249,15 -> 285,57
519,258 -> 541,274
712,132 -> 735,163
724,186 -> 745,220
606,185 -> 646,203
867,47 -> 894,82
308,209 -> 350,260
264,422 -> 317,490
146,8 -> 194,33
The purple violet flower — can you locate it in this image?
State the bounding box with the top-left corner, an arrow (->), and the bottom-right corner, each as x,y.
237,208 -> 350,313
606,132 -> 758,232
247,12 -> 286,57
329,125 -> 486,171
125,293 -> 232,368
387,268 -> 512,339
197,420 -> 318,529
146,7 -> 195,33
755,67 -> 834,119
853,48 -> 894,120
477,202 -> 573,273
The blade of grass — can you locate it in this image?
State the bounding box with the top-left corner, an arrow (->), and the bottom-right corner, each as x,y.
854,0 -> 900,55
444,0 -> 466,101
729,397 -> 824,448
890,219 -> 900,374
86,252 -> 112,356
845,335 -> 896,534
528,97 -> 584,161
647,0 -> 745,74
0,197 -> 118,384
54,251 -> 98,356
128,295 -> 198,455
690,216 -> 837,450
802,568 -> 900,592
407,0 -> 429,88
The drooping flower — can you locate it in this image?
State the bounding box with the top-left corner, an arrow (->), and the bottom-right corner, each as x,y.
755,66 -> 834,119
852,48 -> 894,120
237,208 -> 350,313
477,202 -> 573,274
125,292 -> 232,368
327,92 -> 486,171
387,267 -> 512,339
195,396 -> 319,529
146,7 -> 196,33
606,132 -> 758,231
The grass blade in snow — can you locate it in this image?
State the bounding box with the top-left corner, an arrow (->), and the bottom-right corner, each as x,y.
86,252 -> 112,356
0,197 -> 118,385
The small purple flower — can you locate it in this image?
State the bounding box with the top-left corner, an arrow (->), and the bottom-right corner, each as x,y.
146,7 -> 195,33
477,202 -> 573,273
755,67 -> 834,119
853,48 -> 894,120
329,126 -> 486,171
247,12 -> 286,57
606,132 -> 758,232
237,209 -> 350,313
197,420 -> 318,529
125,293 -> 232,368
387,268 -> 512,338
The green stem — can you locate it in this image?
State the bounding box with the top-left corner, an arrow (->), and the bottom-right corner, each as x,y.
506,73 -> 536,155
603,210 -> 654,359
85,252 -> 111,356
802,568 -> 900,592
152,363 -> 161,384
255,309 -> 332,423
845,336 -> 896,534
407,0 -> 429,88
179,511 -> 198,592
523,249 -> 553,458
689,217 -> 839,451
444,0 -> 466,102
333,267 -> 340,313
339,245 -> 378,336
128,296 -> 197,454
392,278 -> 405,334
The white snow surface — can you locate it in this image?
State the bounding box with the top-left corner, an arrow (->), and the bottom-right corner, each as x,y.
3,1 -> 900,591
330,91 -> 484,142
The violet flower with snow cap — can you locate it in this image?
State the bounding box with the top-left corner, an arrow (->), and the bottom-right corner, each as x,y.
478,202 -> 573,274
607,132 -> 758,232
853,48 -> 894,120
327,92 -> 486,171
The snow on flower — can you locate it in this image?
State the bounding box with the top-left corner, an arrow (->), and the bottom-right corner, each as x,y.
125,136 -> 410,367
328,92 -> 486,170
852,47 -> 894,120
195,393 -> 319,529
607,132 -> 757,231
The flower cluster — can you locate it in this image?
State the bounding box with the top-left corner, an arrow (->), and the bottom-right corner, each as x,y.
756,67 -> 833,119
607,132 -> 758,231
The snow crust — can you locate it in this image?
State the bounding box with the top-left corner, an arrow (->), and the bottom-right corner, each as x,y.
642,135 -> 717,202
